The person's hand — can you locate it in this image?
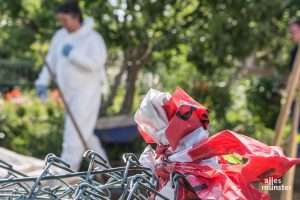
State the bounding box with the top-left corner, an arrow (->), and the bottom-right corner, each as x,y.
35,85 -> 47,101
62,44 -> 73,57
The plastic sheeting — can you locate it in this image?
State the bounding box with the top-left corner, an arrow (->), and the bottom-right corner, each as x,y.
135,87 -> 300,200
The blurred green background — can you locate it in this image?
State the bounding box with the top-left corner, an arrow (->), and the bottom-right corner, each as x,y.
0,0 -> 299,160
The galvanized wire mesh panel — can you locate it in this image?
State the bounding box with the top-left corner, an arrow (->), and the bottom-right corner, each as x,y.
0,59 -> 36,92
0,151 -> 196,200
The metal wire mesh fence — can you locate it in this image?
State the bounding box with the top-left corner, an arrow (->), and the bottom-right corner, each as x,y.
0,59 -> 36,93
0,150 -> 195,200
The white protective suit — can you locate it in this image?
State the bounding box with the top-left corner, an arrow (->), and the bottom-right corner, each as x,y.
35,18 -> 108,170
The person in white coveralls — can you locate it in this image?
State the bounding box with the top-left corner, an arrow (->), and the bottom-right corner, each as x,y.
35,1 -> 108,170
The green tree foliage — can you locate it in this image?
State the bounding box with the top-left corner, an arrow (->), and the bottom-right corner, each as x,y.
0,0 -> 298,115
246,77 -> 284,129
2,0 -> 300,157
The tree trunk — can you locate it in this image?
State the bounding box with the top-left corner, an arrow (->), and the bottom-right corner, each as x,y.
100,63 -> 126,115
119,64 -> 140,114
100,50 -> 130,115
118,43 -> 153,114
